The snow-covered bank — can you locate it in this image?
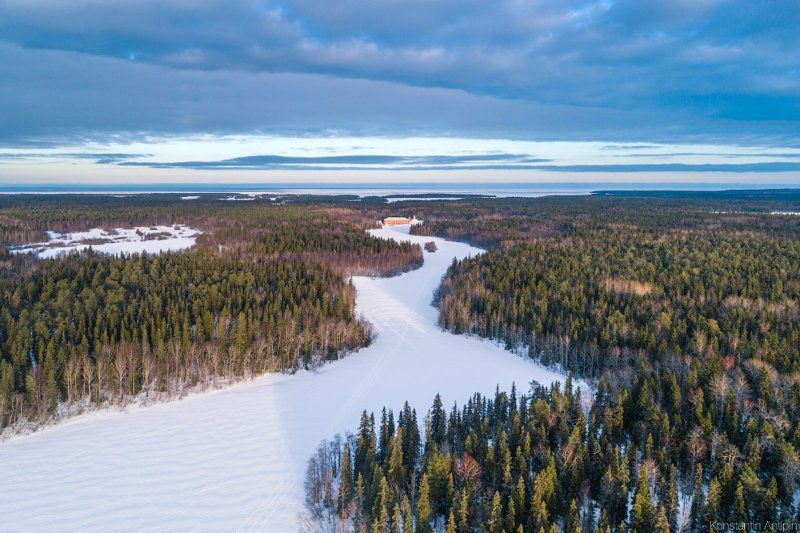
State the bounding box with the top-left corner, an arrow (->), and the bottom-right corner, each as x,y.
0,226 -> 579,532
11,224 -> 200,258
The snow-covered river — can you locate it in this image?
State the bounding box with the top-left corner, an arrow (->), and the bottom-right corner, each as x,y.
0,225 -> 577,532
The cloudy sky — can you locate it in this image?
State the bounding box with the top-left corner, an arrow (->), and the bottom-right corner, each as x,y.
1,0 -> 799,185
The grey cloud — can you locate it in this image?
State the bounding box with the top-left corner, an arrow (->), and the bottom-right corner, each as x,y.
614,153 -> 800,159
0,43 -> 688,145
1,0 -> 798,116
0,151 -> 149,163
530,163 -> 800,173
1,0 -> 799,149
118,153 -> 550,170
115,156 -> 800,173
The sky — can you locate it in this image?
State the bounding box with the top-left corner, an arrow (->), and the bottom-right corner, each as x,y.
0,0 -> 799,186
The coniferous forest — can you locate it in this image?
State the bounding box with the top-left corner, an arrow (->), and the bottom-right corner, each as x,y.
306,191 -> 800,531
0,195 -> 422,431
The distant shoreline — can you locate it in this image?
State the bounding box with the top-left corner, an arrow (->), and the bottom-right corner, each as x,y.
0,182 -> 797,196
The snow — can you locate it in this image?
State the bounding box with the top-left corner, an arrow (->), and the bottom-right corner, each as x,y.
11,225 -> 201,258
677,488 -> 691,531
384,196 -> 466,203
713,210 -> 800,216
0,225 -> 578,532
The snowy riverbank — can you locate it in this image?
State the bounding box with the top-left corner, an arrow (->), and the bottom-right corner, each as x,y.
0,225 -> 580,532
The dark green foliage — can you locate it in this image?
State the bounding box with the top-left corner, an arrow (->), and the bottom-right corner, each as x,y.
438,230 -> 800,377
401,192 -> 800,529
0,250 -> 371,426
307,385 -> 796,531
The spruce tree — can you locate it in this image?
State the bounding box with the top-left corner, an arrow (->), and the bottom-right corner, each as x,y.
632,465 -> 656,532
392,503 -> 402,533
690,464 -> 705,528
416,474 -> 431,533
340,441 -> 353,516
489,491 -> 503,533
567,499 -> 581,533
655,506 -> 670,533
401,496 -> 413,533
446,512 -> 456,533
429,394 -> 446,451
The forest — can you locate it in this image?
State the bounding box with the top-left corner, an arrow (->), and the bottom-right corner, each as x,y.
0,195 -> 422,431
306,191 -> 800,531
305,385 -> 800,531
0,195 -> 423,277
3,191 -> 800,528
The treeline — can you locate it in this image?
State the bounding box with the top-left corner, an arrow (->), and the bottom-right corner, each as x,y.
0,196 -> 424,431
438,229 -> 800,377
0,249 -> 372,428
306,386 -> 800,531
409,193 -> 800,249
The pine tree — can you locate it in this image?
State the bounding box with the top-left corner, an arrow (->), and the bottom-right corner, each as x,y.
402,496 -> 414,533
235,311 -> 249,355
428,451 -> 452,516
429,394 -> 446,451
506,497 -> 516,533
734,481 -> 746,522
388,429 -> 405,490
703,478 -> 721,528
356,410 -> 375,477
530,478 -> 550,530
597,509 -> 612,533
392,502 -> 403,533
377,480 -> 389,533
355,472 -> 366,529
489,491 -> 504,533
567,499 -> 582,533
340,441 -> 353,515
632,465 -> 656,532
458,489 -> 470,532
446,512 -> 456,533
416,474 -> 431,533
655,506 -> 670,533
690,464 -> 705,529
666,464 -> 679,531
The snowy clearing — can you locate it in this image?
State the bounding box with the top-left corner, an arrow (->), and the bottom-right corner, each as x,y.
0,225 -> 580,532
384,196 -> 466,203
10,224 -> 200,258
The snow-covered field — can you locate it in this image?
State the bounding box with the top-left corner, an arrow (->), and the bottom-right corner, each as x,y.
0,225 -> 579,532
11,224 -> 200,258
384,196 -> 467,203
